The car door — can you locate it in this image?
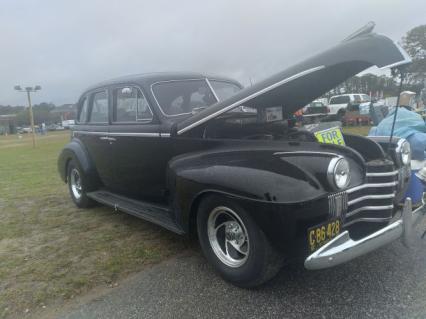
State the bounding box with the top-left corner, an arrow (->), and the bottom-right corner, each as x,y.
108,85 -> 171,203
76,89 -> 115,188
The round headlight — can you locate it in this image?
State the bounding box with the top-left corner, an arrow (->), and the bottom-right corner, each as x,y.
399,140 -> 411,165
328,157 -> 351,189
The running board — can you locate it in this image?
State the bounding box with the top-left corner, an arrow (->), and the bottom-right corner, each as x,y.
87,190 -> 184,234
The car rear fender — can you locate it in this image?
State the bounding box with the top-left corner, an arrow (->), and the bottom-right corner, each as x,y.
57,138 -> 98,183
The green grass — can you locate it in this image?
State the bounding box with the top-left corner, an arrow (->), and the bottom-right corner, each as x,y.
342,125 -> 371,136
0,132 -> 188,318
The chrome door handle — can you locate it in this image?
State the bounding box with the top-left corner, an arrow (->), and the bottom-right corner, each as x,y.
99,136 -> 116,142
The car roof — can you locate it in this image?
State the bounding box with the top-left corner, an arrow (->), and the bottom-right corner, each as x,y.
82,72 -> 241,93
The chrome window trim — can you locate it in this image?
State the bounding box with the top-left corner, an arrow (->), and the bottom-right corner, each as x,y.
205,78 -> 220,101
346,181 -> 398,194
77,95 -> 89,124
346,205 -> 394,218
72,131 -> 161,137
177,66 -> 326,135
366,170 -> 399,177
112,85 -> 154,123
347,193 -> 395,206
150,78 -> 219,118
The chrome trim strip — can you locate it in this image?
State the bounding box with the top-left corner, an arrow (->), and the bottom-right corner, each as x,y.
205,78 -> 220,101
177,66 -> 326,135
346,181 -> 398,194
73,130 -> 108,135
346,205 -> 394,218
344,217 -> 393,227
366,170 -> 399,177
274,151 -> 339,157
348,193 -> 395,206
73,131 -> 161,137
109,132 -> 160,137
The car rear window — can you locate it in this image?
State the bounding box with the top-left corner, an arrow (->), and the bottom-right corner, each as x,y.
329,96 -> 350,104
152,80 -> 218,116
89,91 -> 108,123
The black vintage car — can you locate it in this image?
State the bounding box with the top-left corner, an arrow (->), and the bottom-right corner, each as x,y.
58,24 -> 425,287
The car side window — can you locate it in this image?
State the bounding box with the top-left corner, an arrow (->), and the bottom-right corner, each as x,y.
330,96 -> 349,104
354,95 -> 362,103
114,87 -> 153,122
89,91 -> 108,123
78,97 -> 89,123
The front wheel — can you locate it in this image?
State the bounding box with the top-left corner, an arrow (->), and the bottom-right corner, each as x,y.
197,195 -> 283,288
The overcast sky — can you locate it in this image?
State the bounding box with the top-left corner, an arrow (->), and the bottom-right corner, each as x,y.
1,0 -> 424,106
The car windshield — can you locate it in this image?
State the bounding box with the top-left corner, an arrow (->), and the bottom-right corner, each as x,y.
152,80 -> 218,116
209,80 -> 241,101
152,79 -> 242,116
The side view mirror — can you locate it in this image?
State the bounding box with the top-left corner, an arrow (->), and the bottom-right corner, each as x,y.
121,87 -> 132,97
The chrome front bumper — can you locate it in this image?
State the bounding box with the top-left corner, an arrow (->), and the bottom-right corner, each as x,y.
304,197 -> 426,270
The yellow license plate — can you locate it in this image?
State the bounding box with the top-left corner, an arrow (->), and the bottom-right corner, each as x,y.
307,218 -> 341,253
314,127 -> 345,146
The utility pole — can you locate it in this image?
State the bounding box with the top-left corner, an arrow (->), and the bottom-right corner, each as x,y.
14,85 -> 41,148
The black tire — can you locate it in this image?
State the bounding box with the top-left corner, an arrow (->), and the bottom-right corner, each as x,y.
67,159 -> 96,208
197,195 -> 284,288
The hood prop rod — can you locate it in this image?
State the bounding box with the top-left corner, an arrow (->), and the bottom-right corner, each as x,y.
388,68 -> 405,155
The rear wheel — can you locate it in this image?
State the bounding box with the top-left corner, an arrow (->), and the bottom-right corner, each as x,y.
197,195 -> 283,288
67,160 -> 96,208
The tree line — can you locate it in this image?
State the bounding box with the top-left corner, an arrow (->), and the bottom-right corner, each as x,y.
0,103 -> 76,126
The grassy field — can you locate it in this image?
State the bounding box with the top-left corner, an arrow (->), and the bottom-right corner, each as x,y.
0,131 -> 188,318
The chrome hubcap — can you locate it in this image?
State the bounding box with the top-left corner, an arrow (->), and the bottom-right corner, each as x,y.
70,168 -> 83,200
207,206 -> 249,268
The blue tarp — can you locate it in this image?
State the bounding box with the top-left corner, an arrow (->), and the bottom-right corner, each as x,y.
369,107 -> 426,139
369,108 -> 426,160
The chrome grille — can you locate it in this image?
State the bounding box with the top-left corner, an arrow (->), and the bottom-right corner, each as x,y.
328,161 -> 399,227
344,164 -> 398,227
328,192 -> 348,218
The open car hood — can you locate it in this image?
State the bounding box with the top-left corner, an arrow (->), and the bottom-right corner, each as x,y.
177,22 -> 411,135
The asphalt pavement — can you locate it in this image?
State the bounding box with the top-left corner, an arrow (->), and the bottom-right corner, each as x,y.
62,218 -> 426,319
